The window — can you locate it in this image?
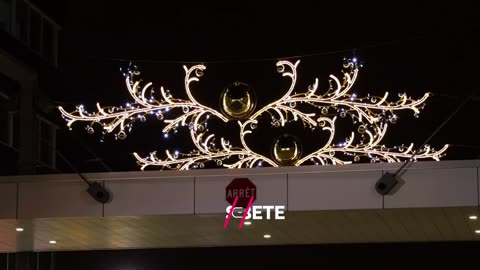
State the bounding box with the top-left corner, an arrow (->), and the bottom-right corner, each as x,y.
38,117 -> 56,167
42,19 -> 54,62
0,110 -> 17,175
11,111 -> 19,148
0,73 -> 19,150
0,0 -> 11,32
0,110 -> 18,149
0,109 -> 9,145
29,7 -> 42,52
15,0 -> 28,43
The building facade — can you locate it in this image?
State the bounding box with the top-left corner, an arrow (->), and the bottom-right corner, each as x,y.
0,0 -> 60,175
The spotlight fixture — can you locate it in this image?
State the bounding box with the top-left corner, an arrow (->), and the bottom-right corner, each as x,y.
375,172 -> 404,195
16,228 -> 24,232
87,182 -> 111,204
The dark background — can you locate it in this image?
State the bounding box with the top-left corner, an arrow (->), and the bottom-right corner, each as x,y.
31,0 -> 479,172
2,242 -> 480,269
51,242 -> 480,269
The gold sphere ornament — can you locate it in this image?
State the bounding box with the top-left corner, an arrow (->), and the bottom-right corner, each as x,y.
219,82 -> 256,119
272,134 -> 302,165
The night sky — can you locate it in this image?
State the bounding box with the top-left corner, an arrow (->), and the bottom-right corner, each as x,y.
32,0 -> 478,173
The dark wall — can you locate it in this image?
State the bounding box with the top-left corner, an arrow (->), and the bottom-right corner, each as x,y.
21,242 -> 480,270
0,253 -> 52,270
2,242 -> 480,269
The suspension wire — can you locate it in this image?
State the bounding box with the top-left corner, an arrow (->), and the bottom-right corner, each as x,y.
393,94 -> 474,177
38,137 -> 103,186
87,33 -> 432,64
50,146 -> 92,186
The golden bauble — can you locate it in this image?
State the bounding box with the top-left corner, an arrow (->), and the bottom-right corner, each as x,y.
219,82 -> 256,119
272,134 -> 302,165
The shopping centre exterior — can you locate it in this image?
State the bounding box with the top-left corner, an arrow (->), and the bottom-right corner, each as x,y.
1,159 -> 479,252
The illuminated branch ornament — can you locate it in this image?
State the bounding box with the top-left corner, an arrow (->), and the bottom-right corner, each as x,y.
59,58 -> 448,170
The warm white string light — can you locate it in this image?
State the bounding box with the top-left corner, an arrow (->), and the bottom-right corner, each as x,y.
59,58 -> 448,170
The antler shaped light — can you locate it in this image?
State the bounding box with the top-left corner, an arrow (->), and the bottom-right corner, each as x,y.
59,58 -> 448,170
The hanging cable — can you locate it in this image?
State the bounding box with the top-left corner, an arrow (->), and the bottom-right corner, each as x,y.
54,149 -> 91,186
39,137 -> 111,204
393,94 -> 474,177
86,32 -> 432,64
88,47 -> 356,64
375,93 -> 474,195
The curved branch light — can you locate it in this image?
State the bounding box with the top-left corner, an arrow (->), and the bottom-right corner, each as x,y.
59,58 -> 448,170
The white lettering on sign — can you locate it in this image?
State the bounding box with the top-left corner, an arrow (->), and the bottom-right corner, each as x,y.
226,188 -> 255,199
225,205 -> 286,220
263,205 -> 274,219
275,206 -> 285,220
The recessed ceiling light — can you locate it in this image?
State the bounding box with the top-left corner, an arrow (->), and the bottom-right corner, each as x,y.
263,234 -> 271,239
16,228 -> 24,232
49,240 -> 57,244
244,221 -> 252,225
475,230 -> 480,234
469,216 -> 478,220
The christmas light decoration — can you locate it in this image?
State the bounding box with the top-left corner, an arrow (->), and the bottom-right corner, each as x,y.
220,81 -> 257,119
272,134 -> 302,165
58,58 -> 448,170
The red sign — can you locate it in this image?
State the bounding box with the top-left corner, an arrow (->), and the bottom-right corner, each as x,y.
226,178 -> 256,208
